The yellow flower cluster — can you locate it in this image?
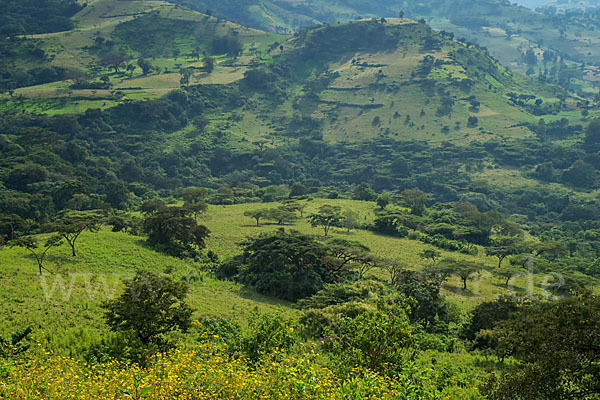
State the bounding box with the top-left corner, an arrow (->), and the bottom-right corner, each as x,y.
0,342 -> 439,399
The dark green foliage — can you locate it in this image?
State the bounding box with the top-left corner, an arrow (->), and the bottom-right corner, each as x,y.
211,35 -> 243,57
99,52 -> 128,73
0,0 -> 82,35
297,282 -> 374,309
0,214 -> 29,242
107,216 -> 129,233
308,205 -> 342,236
102,270 -> 194,346
485,294 -> 600,399
376,192 -> 393,209
321,304 -> 413,376
373,212 -> 409,237
233,313 -> 297,364
352,183 -> 377,201
561,160 -> 598,188
461,296 -> 518,349
467,116 -> 478,128
195,316 -> 241,344
203,56 -> 215,73
143,206 -> 210,257
83,332 -> 147,365
236,230 -> 334,301
393,269 -> 451,329
4,163 -> 49,192
400,189 -> 431,215
137,58 -> 153,75
584,120 -> 600,152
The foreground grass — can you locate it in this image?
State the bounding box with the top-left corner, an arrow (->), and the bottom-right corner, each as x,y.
0,228 -> 293,353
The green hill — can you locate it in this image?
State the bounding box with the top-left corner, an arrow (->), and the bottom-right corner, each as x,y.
170,0 -> 600,95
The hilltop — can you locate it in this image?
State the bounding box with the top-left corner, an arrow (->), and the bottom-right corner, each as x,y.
171,0 -> 600,96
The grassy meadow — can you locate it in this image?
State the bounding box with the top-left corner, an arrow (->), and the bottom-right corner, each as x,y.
0,198 -> 563,356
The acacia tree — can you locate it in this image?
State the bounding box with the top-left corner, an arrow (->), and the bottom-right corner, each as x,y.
486,237 -> 522,268
493,263 -> 525,286
182,187 -> 208,222
102,270 -> 193,346
438,258 -> 482,290
47,210 -> 104,257
244,209 -> 268,226
237,230 -> 332,301
308,205 -> 342,236
419,249 -> 441,264
264,206 -> 299,225
143,206 -> 210,253
10,235 -> 63,275
324,238 -> 375,278
100,51 -> 128,73
340,209 -> 360,232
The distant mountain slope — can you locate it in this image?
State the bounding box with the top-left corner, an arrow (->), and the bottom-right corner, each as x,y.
232,18 -> 565,145
169,0 -> 600,87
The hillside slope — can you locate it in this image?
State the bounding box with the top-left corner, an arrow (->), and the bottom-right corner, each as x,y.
233,18 -> 568,145
170,0 -> 600,93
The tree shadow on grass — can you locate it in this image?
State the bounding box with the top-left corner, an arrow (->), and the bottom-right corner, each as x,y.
235,286 -> 292,307
442,283 -> 482,298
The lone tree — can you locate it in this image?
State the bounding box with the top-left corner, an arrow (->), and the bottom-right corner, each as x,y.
182,187 -> 208,222
244,209 -> 268,226
265,206 -> 298,225
340,209 -> 360,232
419,249 -> 441,264
308,205 -> 342,236
100,51 -> 128,73
203,55 -> 215,73
352,183 -> 377,201
143,206 -> 210,253
237,230 -> 333,301
493,263 -> 525,286
46,210 -> 104,257
438,258 -> 482,290
325,238 -> 375,278
102,270 -> 193,346
10,235 -> 63,275
486,237 -> 521,268
137,58 -> 153,75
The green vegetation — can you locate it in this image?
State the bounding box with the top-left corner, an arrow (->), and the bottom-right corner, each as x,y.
0,0 -> 83,35
2,0 -> 600,398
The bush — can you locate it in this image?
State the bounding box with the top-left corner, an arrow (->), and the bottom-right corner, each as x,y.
320,304 -> 413,376
83,332 -> 148,365
232,313 -> 297,364
236,231 -> 333,301
194,316 -> 241,344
